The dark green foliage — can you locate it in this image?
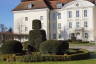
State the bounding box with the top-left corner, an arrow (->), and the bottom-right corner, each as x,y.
39,40 -> 69,55
15,49 -> 89,62
22,41 -> 29,51
32,20 -> 41,29
0,40 -> 23,54
29,30 -> 46,51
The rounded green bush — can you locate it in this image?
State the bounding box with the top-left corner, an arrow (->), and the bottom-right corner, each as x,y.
32,19 -> 41,29
22,41 -> 30,51
39,40 -> 69,55
0,40 -> 23,54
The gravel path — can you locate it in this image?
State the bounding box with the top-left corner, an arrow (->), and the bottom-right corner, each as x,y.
70,45 -> 96,52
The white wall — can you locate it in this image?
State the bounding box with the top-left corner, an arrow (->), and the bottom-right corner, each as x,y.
13,0 -> 96,42
56,0 -> 95,41
13,8 -> 49,39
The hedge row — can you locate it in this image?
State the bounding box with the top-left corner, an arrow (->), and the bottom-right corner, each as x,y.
0,49 -> 89,62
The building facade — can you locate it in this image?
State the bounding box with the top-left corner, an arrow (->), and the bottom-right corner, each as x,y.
13,0 -> 96,42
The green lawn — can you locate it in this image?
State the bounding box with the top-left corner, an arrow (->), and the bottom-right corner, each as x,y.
0,59 -> 96,64
69,42 -> 95,46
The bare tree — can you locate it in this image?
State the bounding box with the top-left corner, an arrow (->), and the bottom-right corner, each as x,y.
8,27 -> 13,33
16,18 -> 24,42
0,24 -> 8,32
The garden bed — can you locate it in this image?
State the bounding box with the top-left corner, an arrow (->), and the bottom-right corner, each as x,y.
0,49 -> 89,62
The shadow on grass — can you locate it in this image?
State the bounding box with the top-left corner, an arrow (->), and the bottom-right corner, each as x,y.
89,52 -> 96,59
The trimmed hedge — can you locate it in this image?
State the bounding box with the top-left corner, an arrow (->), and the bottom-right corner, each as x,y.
0,49 -> 89,62
16,49 -> 89,62
0,54 -> 16,61
32,20 -> 41,29
39,40 -> 69,55
29,30 -> 46,51
22,41 -> 29,51
0,40 -> 23,54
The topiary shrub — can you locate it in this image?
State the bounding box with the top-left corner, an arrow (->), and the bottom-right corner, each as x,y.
32,19 -> 41,29
29,30 -> 46,51
29,19 -> 46,52
39,40 -> 69,55
0,40 -> 23,54
22,41 -> 29,51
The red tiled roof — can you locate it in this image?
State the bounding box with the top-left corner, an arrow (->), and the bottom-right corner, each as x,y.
49,0 -> 73,9
13,0 -> 96,11
13,0 -> 49,11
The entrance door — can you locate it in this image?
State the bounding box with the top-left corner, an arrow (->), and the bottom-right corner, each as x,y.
71,33 -> 76,41
76,33 -> 81,40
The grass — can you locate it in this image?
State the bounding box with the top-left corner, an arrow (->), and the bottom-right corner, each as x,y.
0,59 -> 96,64
69,42 -> 95,46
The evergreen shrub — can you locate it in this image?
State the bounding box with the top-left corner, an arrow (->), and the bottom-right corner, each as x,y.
0,40 -> 23,54
39,40 -> 69,55
29,30 -> 46,51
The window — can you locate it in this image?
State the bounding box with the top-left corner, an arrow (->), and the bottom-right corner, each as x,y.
85,33 -> 88,39
84,21 -> 88,27
76,10 -> 79,17
57,2 -> 62,9
69,22 -> 72,28
28,3 -> 33,8
59,34 -> 62,38
25,27 -> 28,31
84,10 -> 87,17
53,34 -> 56,39
57,13 -> 61,19
76,22 -> 80,28
68,11 -> 72,18
40,16 -> 43,20
25,17 -> 28,21
58,23 -> 61,29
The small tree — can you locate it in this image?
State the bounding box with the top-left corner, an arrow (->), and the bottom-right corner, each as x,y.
8,27 -> 13,33
29,19 -> 46,52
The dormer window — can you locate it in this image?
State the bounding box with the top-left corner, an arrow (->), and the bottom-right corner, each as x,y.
57,2 -> 63,9
28,3 -> 33,8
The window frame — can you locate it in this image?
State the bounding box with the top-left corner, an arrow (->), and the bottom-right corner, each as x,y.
85,33 -> 88,39
57,13 -> 61,19
76,22 -> 80,28
25,17 -> 28,21
53,33 -> 56,39
25,27 -> 28,31
84,21 -> 88,27
76,10 -> 79,17
58,23 -> 61,29
84,10 -> 87,17
68,11 -> 72,18
69,22 -> 72,28
59,33 -> 62,39
40,16 -> 43,20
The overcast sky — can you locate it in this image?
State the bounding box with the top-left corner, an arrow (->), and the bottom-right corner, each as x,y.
0,0 -> 21,28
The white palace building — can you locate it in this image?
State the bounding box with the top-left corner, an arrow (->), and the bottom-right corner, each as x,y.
13,0 -> 96,42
